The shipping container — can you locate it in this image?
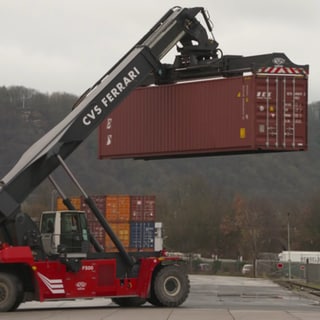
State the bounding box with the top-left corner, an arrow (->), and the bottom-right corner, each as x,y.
81,195 -> 106,216
86,218 -> 106,250
105,195 -> 131,222
56,196 -> 82,211
99,74 -> 307,159
105,223 -> 130,251
130,222 -> 155,249
130,195 -> 156,221
81,195 -> 107,249
56,195 -> 159,252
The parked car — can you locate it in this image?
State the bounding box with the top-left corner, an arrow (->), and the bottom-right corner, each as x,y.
199,263 -> 211,272
242,264 -> 253,275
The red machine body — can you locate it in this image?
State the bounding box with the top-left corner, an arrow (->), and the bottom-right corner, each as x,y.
0,244 -> 174,301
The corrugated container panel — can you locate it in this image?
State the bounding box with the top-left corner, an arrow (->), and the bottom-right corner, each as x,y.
82,196 -> 104,225
99,75 -> 307,159
105,223 -> 130,251
105,195 -> 130,222
56,196 -> 82,211
80,196 -> 107,251
130,222 -> 155,249
130,195 -> 156,222
81,195 -> 106,216
86,218 -> 105,251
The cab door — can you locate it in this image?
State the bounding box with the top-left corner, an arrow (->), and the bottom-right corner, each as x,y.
60,211 -> 89,253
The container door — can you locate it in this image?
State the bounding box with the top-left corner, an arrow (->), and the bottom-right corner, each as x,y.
255,76 -> 307,150
280,77 -> 307,149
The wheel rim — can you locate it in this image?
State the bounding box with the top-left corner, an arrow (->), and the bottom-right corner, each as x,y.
164,276 -> 181,297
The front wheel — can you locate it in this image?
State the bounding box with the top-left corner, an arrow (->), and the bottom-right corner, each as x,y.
150,265 -> 190,307
0,273 -> 23,312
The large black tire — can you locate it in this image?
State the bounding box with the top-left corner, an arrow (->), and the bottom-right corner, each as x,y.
0,273 -> 23,312
150,265 -> 190,307
147,292 -> 163,307
111,297 -> 146,307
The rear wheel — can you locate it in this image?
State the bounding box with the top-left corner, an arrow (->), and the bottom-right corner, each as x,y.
150,265 -> 190,307
0,273 -> 23,312
111,297 -> 146,307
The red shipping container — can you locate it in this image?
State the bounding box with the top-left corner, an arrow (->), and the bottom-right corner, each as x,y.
99,75 -> 307,159
81,195 -> 106,250
81,195 -> 106,224
130,195 -> 156,222
86,218 -> 105,251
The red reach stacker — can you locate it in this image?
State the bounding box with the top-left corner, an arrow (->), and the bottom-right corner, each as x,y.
0,6 -> 308,312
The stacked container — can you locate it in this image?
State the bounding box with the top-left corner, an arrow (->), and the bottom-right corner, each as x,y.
81,195 -> 106,250
130,196 -> 156,250
105,195 -> 130,221
130,222 -> 155,250
55,195 -> 157,252
105,195 -> 131,251
56,196 -> 82,210
130,195 -> 156,221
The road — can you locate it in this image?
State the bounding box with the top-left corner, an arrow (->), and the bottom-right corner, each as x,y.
2,275 -> 319,319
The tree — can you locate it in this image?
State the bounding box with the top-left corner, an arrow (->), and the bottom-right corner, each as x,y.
297,194 -> 320,250
158,176 -> 230,257
231,194 -> 282,263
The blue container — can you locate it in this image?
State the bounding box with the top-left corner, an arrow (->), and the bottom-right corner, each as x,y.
130,222 -> 155,249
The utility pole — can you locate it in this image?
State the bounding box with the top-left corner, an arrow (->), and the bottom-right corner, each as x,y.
287,212 -> 292,280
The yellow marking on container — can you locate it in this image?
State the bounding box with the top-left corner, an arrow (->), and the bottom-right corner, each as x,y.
240,128 -> 246,139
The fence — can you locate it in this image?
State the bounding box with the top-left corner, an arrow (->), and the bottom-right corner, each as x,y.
256,260 -> 320,284
185,256 -> 320,284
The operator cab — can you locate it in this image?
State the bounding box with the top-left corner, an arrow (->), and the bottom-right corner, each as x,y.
40,211 -> 89,255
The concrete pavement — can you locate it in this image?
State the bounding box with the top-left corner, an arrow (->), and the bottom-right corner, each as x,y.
5,275 -> 319,320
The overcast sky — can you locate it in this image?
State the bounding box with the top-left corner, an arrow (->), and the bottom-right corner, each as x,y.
0,0 -> 318,102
